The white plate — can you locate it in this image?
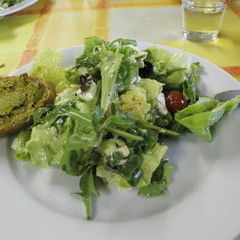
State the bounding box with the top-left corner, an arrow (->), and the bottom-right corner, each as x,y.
1,43 -> 240,240
0,0 -> 38,17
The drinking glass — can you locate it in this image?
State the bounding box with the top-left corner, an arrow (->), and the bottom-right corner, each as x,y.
182,0 -> 227,43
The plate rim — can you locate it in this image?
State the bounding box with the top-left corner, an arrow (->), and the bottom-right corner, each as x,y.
0,0 -> 39,17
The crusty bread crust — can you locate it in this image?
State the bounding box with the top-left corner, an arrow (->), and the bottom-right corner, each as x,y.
0,122 -> 30,137
0,75 -> 56,137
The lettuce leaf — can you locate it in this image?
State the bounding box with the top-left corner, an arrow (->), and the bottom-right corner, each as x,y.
24,124 -> 65,168
96,165 -> 131,188
140,78 -> 164,102
145,47 -> 171,75
14,95 -> 101,171
29,49 -> 69,93
145,47 -> 191,75
75,37 -> 145,93
163,69 -> 188,89
166,52 -> 191,70
138,161 -> 174,197
13,129 -> 31,162
100,50 -> 123,112
74,37 -> 148,112
120,87 -> 151,120
137,144 -> 168,187
145,47 -> 202,102
175,95 -> 240,141
115,44 -> 147,92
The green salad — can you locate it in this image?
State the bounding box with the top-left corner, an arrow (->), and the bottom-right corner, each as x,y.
13,37 -> 240,219
0,0 -> 23,8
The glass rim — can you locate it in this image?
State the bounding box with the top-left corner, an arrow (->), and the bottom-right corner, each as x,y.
181,0 -> 228,7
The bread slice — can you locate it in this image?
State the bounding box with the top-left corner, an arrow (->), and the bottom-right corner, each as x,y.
0,74 -> 55,136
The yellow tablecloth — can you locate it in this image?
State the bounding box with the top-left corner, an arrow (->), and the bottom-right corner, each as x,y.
0,0 -> 240,81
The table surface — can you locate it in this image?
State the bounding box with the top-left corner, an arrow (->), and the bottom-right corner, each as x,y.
0,0 -> 240,82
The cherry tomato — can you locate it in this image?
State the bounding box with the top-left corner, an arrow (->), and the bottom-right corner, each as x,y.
164,91 -> 188,114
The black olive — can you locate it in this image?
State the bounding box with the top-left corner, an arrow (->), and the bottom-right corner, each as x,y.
79,74 -> 93,92
139,61 -> 153,78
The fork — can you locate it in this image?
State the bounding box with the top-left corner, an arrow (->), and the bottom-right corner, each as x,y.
214,90 -> 240,101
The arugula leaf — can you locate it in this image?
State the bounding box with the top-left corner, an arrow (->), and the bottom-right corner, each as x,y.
183,62 -> 203,104
138,182 -> 166,197
138,119 -> 179,137
92,107 -> 104,130
106,127 -> 144,141
100,114 -> 136,130
118,154 -> 144,181
79,167 -> 99,220
75,36 -> 105,80
83,36 -> 106,56
62,150 -> 84,176
168,120 -> 186,134
106,151 -> 123,168
100,112 -> 178,144
153,111 -> 172,127
65,67 -> 80,84
100,114 -> 144,141
129,130 -> 159,154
